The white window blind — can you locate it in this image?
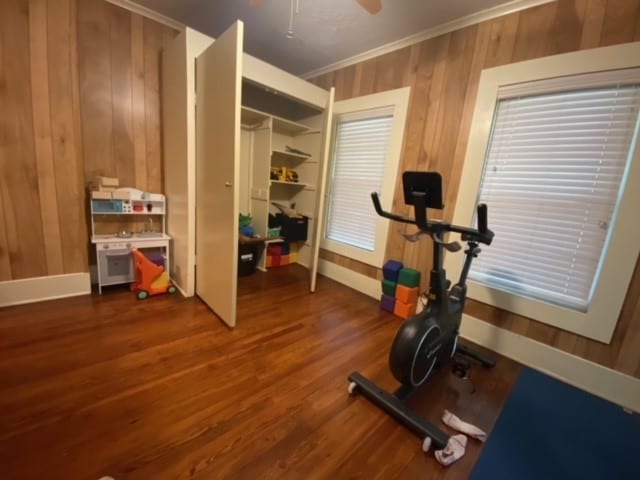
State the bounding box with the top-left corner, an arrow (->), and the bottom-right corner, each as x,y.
470,81 -> 640,312
326,113 -> 394,250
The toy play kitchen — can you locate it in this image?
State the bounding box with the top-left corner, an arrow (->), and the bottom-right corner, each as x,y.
90,182 -> 172,295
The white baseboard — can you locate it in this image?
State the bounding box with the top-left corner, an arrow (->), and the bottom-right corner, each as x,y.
318,259 -> 380,299
173,281 -> 188,298
460,314 -> 640,413
0,273 -> 91,307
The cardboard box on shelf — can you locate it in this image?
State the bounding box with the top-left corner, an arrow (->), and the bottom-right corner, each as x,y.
96,176 -> 119,187
91,191 -> 113,199
88,176 -> 119,193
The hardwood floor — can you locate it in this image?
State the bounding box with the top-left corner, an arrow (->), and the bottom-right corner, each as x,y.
0,266 -> 520,479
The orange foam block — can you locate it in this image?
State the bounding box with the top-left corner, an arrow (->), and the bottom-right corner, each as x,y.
396,284 -> 419,305
266,254 -> 281,267
394,300 -> 417,320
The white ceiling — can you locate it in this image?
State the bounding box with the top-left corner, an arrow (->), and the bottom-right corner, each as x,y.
132,0 -> 528,75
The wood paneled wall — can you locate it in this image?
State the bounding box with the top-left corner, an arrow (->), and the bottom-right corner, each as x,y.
0,0 -> 177,281
311,0 -> 640,378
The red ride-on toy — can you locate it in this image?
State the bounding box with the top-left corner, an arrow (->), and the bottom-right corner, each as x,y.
131,249 -> 177,299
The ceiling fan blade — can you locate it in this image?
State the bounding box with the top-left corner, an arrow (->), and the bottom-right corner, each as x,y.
250,0 -> 266,7
356,0 -> 382,15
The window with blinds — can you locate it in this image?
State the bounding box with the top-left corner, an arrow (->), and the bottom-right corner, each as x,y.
470,77 -> 640,312
325,113 -> 394,251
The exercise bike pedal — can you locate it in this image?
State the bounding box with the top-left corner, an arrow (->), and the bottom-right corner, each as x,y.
451,357 -> 477,394
452,357 -> 471,379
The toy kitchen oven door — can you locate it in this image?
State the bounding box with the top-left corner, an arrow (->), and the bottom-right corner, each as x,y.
96,242 -> 136,292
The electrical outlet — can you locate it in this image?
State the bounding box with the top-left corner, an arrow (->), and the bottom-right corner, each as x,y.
251,188 -> 268,200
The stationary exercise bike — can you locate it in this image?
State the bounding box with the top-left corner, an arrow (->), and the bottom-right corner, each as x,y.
347,171 -> 496,453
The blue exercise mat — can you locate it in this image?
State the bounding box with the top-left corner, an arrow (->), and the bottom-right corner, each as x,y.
471,367 -> 640,480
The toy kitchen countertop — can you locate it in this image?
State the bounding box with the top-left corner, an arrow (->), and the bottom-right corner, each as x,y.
91,233 -> 171,243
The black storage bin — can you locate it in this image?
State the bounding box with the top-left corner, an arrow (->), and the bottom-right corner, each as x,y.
274,213 -> 308,242
238,243 -> 258,276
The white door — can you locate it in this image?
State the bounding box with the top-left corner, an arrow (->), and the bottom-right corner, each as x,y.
309,88 -> 335,292
195,21 -> 243,328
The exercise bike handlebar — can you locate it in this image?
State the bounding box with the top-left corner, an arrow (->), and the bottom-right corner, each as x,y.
371,191 -> 415,225
371,192 -> 494,245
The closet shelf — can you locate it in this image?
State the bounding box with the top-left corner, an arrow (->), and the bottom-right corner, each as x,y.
240,105 -> 314,135
270,180 -> 315,190
272,149 -> 311,162
241,107 -> 270,129
272,117 -> 314,135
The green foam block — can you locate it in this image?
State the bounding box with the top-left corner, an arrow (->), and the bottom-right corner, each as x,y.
381,279 -> 396,297
398,268 -> 421,288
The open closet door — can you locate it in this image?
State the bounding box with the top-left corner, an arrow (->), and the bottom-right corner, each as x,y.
195,21 -> 243,327
309,88 -> 335,292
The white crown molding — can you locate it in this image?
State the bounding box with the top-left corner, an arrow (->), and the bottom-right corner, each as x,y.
301,0 -> 556,79
105,0 -> 185,31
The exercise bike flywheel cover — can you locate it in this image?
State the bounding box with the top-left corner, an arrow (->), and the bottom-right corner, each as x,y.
389,316 -> 442,387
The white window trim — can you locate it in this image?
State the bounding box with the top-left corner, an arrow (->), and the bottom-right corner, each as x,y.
322,87 -> 410,268
447,42 -> 640,344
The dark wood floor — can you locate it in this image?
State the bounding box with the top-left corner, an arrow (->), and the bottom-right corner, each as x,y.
0,266 -> 521,480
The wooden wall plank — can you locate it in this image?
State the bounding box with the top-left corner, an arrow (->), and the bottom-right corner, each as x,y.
78,0 -> 113,182
29,0 -> 64,276
131,13 -> 147,191
430,25 -> 480,208
356,58 -> 377,96
447,22 -> 491,209
336,64 -> 357,101
69,0 -> 89,268
0,0 -> 47,279
47,0 -> 88,273
544,0 -> 583,55
395,41 -> 435,191
333,68 -> 350,102
483,13 -> 521,69
389,40 -> 438,268
0,9 -> 8,282
510,1 -> 558,62
397,36 -> 451,269
143,18 -> 164,194
600,0 -> 640,46
108,4 -> 135,189
0,192 -> 11,280
372,47 -> 411,93
418,35 -> 450,174
411,27 -> 480,290
578,0 -> 606,49
391,43 -> 423,244
403,44 -> 422,89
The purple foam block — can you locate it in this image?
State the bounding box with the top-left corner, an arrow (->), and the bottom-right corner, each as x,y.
380,294 -> 396,313
147,253 -> 165,267
383,260 -> 404,282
